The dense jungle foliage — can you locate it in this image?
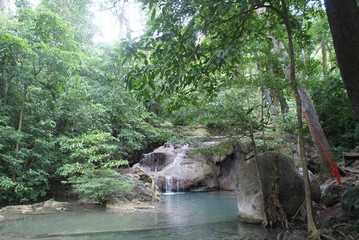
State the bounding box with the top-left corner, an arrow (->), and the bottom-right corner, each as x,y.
0,0 -> 358,206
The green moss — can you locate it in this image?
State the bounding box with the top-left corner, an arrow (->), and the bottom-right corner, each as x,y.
189,138 -> 239,156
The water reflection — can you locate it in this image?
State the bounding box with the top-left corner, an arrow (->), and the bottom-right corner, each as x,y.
0,192 -> 277,240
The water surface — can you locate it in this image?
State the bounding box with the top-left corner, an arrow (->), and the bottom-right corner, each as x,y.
0,192 -> 277,240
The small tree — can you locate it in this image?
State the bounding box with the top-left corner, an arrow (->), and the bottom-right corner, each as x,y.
58,131 -> 131,205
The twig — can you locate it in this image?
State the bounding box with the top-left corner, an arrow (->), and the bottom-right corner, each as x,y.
291,199 -> 305,222
320,233 -> 336,240
333,230 -> 355,240
333,223 -> 347,229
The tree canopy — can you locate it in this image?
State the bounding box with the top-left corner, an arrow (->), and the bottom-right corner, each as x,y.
0,1 -> 358,230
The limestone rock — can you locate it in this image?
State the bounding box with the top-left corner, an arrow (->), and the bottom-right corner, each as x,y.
296,167 -> 321,202
237,152 -> 307,223
279,230 -> 308,240
223,233 -> 271,240
321,184 -> 348,207
0,205 -> 33,214
43,199 -> 69,210
135,140 -> 243,193
119,170 -> 159,202
106,201 -> 155,211
341,185 -> 359,219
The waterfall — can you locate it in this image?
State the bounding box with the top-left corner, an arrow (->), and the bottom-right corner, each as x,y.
149,145 -> 189,194
173,145 -> 188,165
165,176 -> 174,194
161,145 -> 188,172
176,178 -> 183,192
164,176 -> 184,194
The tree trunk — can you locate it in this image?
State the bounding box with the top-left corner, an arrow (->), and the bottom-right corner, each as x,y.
277,89 -> 289,115
256,58 -> 275,115
269,32 -> 332,178
300,49 -> 333,179
321,40 -> 328,79
280,0 -> 319,238
324,0 -> 359,117
261,85 -> 275,115
12,85 -> 28,181
298,88 -> 332,177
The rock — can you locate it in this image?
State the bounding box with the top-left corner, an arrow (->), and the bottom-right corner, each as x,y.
316,205 -> 345,228
0,205 -> 33,214
307,151 -> 320,174
119,171 -> 159,202
134,139 -> 244,193
0,215 -> 4,221
223,233 -> 270,240
140,152 -> 167,171
341,185 -> 359,219
279,230 -> 308,240
342,219 -> 359,239
218,144 -> 243,191
43,199 -> 70,209
296,168 -> 321,202
106,201 -> 155,211
237,152 -> 307,223
321,184 -> 347,207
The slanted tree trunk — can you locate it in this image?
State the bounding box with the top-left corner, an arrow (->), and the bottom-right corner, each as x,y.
324,0 -> 359,117
300,49 -> 334,179
280,0 -> 319,238
298,88 -> 332,177
269,31 -> 332,179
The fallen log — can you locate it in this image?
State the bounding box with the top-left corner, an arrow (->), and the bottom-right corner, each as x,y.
342,152 -> 359,167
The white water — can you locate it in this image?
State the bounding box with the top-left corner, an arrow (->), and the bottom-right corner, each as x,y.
161,145 -> 189,172
165,176 -> 174,194
160,146 -> 188,193
164,176 -> 184,194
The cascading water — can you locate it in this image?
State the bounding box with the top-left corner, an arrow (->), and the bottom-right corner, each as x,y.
161,145 -> 188,172
165,176 -> 173,193
176,178 -> 183,192
162,145 -> 188,194
164,176 -> 184,194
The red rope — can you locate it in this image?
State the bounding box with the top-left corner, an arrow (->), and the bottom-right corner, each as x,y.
302,111 -> 342,184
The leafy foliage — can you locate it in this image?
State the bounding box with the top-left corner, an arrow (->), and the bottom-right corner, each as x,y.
58,131 -> 131,205
0,4 -> 175,204
1,0 -> 358,206
312,75 -> 359,152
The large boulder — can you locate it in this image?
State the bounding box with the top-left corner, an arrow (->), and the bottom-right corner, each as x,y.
237,151 -> 315,223
341,185 -> 359,219
321,184 -> 348,207
296,168 -> 321,202
135,139 -> 244,193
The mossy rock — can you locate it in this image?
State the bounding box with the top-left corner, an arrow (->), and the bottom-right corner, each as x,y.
341,185 -> 359,219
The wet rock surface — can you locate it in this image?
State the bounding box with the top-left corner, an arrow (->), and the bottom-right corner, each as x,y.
133,138 -> 244,193
0,199 -> 70,222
